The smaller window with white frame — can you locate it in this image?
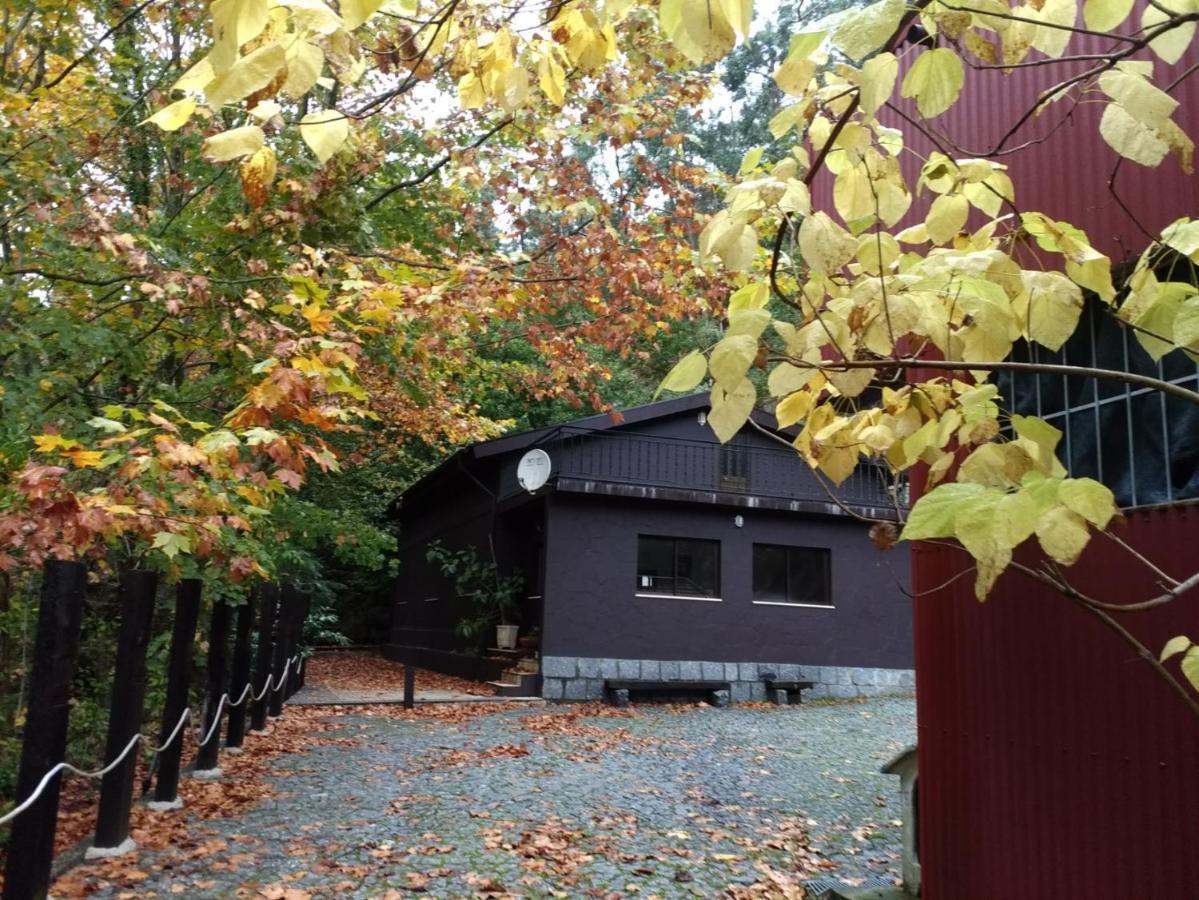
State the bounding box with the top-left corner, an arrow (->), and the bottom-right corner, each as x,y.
636,535 -> 721,599
752,544 -> 832,607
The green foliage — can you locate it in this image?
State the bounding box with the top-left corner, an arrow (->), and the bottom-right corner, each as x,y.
425,541 -> 524,640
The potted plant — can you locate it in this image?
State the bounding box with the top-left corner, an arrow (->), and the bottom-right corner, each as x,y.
426,541 -> 524,649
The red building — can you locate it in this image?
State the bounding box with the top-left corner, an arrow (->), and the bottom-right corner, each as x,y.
832,24 -> 1199,899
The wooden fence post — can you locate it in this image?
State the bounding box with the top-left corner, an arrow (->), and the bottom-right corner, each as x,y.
194,599 -> 230,775
290,593 -> 309,697
149,578 -> 201,810
268,587 -> 296,718
90,569 -> 157,857
250,583 -> 277,733
224,590 -> 256,751
1,560 -> 87,900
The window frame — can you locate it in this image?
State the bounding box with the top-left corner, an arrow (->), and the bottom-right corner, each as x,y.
751,543 -> 834,608
635,534 -> 722,601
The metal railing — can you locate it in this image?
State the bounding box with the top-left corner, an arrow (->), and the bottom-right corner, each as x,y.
500,428 -> 901,511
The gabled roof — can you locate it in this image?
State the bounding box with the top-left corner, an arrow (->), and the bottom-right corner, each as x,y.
395,392 -> 785,510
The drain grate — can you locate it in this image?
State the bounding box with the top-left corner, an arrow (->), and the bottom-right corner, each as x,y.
803,874 -> 899,897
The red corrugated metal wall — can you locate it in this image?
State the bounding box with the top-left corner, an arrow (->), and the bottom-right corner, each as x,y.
813,15 -> 1199,896
912,509 -> 1199,899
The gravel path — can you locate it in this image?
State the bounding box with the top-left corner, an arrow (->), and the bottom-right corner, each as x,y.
68,697 -> 915,897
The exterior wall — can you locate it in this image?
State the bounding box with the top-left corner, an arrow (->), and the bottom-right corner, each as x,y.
912,505 -> 1199,899
540,492 -> 912,669
540,655 -> 913,702
390,482 -> 497,650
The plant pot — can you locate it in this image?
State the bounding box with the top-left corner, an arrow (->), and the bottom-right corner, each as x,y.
517,633 -> 540,651
496,624 -> 519,650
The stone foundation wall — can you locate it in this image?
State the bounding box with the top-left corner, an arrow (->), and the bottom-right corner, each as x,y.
540,656 -> 914,702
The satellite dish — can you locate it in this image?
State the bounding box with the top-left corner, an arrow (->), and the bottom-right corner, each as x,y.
517,449 -> 552,493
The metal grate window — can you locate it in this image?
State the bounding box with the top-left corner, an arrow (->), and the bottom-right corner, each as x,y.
997,300 -> 1199,508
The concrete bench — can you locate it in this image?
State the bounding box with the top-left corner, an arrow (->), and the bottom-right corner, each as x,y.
603,679 -> 731,708
761,677 -> 815,705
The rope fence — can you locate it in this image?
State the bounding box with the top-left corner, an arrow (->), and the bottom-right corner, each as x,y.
0,654 -> 302,829
2,564 -> 313,900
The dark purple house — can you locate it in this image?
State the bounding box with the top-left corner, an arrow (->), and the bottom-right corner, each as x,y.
385,394 -> 913,700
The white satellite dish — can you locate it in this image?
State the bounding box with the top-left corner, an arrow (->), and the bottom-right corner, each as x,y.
517,449 -> 552,493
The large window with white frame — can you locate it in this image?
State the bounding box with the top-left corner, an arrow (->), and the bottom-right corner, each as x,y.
752,544 -> 832,606
636,536 -> 721,599
998,299 -> 1199,508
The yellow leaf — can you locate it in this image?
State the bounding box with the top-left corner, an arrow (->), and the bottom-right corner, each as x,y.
1058,477 -> 1115,528
538,52 -> 566,106
700,212 -> 759,272
1031,0 -> 1077,58
173,56 -> 215,93
283,41 -> 325,98
1098,65 -> 1178,127
729,282 -> 769,310
143,97 -> 197,132
775,389 -> 814,427
708,378 -> 756,443
798,212 -> 857,274
340,0 -> 384,30
1160,635 -> 1192,662
204,43 -> 287,107
209,0 -> 270,72
459,72 -> 486,109
33,434 -> 81,452
1143,0 -> 1195,65
709,334 -> 759,385
660,0 -> 738,64
201,125 -> 265,162
1015,270 -> 1083,351
925,194 -> 969,245
1035,505 -> 1090,565
1182,647 -> 1199,691
901,48 -> 964,118
769,363 -> 814,398
833,166 -> 876,224
656,351 -> 708,397
65,449 -> 104,468
1099,103 -> 1170,167
299,109 -> 350,163
832,0 -> 905,61
859,52 -> 898,116
1084,0 -> 1133,30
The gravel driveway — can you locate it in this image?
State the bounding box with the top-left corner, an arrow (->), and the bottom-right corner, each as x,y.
66,696 -> 916,897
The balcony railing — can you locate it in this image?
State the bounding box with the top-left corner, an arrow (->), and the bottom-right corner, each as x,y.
498,428 -> 902,512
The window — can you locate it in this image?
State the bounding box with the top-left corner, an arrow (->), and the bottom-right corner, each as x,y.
997,299 -> 1199,507
636,536 -> 721,599
752,544 -> 832,606
718,434 -> 751,492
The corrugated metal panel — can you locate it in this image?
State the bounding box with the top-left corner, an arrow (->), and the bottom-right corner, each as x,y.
912,505 -> 1199,899
803,18 -> 1199,896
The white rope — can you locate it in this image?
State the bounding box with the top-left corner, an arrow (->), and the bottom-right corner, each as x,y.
0,653 -> 306,827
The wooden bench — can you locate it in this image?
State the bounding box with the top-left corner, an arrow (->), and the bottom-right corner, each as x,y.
761,678 -> 815,705
604,679 -> 731,708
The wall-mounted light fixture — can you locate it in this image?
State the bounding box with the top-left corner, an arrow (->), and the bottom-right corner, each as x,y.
734,515 -> 744,528
697,410 -> 708,426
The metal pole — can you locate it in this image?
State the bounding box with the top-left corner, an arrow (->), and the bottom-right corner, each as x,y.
224,590 -> 256,751
150,578 -> 201,809
404,664 -> 415,710
250,583 -> 277,733
194,599 -> 230,774
92,569 -> 158,854
2,560 -> 87,900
